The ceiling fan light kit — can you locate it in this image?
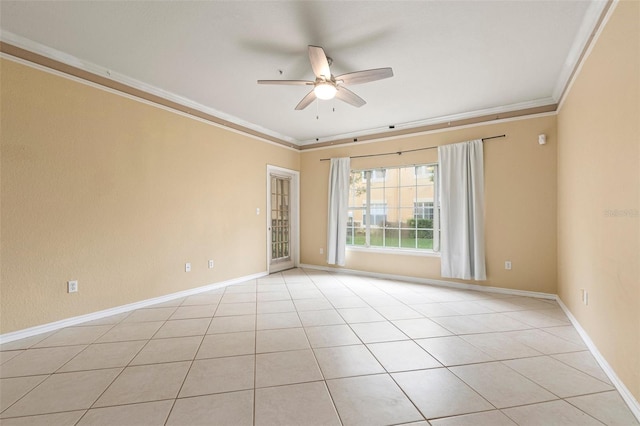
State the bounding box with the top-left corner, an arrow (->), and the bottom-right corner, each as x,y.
258,45 -> 393,110
314,82 -> 337,100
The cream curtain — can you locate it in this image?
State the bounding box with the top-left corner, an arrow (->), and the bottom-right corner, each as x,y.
438,140 -> 486,280
326,157 -> 350,266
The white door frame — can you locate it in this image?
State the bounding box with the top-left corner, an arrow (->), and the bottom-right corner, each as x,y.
266,165 -> 300,273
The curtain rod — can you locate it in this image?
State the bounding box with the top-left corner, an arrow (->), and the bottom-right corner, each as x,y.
319,134 -> 506,161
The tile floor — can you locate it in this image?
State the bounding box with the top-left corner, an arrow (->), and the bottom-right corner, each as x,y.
1,268 -> 638,425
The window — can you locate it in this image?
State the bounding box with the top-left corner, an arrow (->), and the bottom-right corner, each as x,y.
347,164 -> 439,251
414,201 -> 434,220
363,202 -> 387,226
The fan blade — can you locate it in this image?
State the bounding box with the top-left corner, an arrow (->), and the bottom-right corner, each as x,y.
336,87 -> 366,108
295,90 -> 317,110
336,68 -> 394,85
258,80 -> 313,85
308,45 -> 331,79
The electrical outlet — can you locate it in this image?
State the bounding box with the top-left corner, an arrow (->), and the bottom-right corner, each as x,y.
208,259 -> 214,269
505,261 -> 512,270
185,262 -> 191,272
67,280 -> 78,293
319,248 -> 324,254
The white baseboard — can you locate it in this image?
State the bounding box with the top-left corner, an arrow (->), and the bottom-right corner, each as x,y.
0,271 -> 268,345
299,263 -> 556,300
556,298 -> 640,422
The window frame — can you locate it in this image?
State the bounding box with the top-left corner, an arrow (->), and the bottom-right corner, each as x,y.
347,163 -> 440,255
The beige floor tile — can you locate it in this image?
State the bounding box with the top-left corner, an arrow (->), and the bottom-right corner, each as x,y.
153,317 -> 211,339
207,315 -> 256,334
542,325 -> 587,345
294,298 -> 335,312
0,350 -> 24,365
506,328 -> 586,354
0,411 -> 85,426
441,301 -> 497,315
314,345 -> 385,379
0,333 -> 55,351
168,390 -> 254,426
256,381 -> 340,426
256,300 -> 296,314
298,309 -> 345,326
503,309 -> 570,328
171,304 -> 218,319
257,275 -> 285,284
566,391 -> 640,425
415,336 -> 494,366
503,356 -> 614,398
391,294 -> 436,305
450,362 -> 557,408
58,340 -> 146,372
327,374 -> 423,426
328,296 -> 368,309
360,294 -> 404,308
257,291 -> 292,302
256,312 -> 302,330
469,312 -> 532,332
220,292 -> 257,304
338,307 -> 385,323
430,410 -> 517,426
77,400 -> 173,426
196,331 -> 255,359
94,361 -> 190,407
181,293 -> 223,306
367,340 -> 441,372
374,305 -> 423,320
256,283 -> 287,292
350,321 -> 408,343
215,302 -> 256,317
0,345 -> 86,378
412,303 -> 460,317
393,368 -> 493,419
1,368 -> 121,418
121,307 -> 177,323
95,321 -> 164,343
32,325 -> 113,348
256,349 -> 323,388
0,375 -> 49,412
392,318 -> 454,339
429,315 -> 493,334
461,332 -> 543,360
305,324 -> 361,348
179,355 -> 254,397
502,399 -> 604,425
223,284 -> 256,294
289,289 -> 325,300
256,328 -> 309,353
552,351 -> 611,384
130,336 -> 202,365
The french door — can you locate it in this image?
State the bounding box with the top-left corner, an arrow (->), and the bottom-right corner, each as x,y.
267,166 -> 299,273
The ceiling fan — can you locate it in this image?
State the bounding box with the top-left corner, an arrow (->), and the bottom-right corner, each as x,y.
258,45 -> 393,110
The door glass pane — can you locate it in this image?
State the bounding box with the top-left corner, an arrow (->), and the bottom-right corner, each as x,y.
271,176 -> 291,262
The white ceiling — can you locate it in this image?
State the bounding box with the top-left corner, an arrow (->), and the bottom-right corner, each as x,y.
1,1 -> 606,146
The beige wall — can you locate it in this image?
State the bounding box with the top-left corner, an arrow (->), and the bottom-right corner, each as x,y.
1,59 -> 299,333
557,0 -> 639,401
300,115 -> 558,294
